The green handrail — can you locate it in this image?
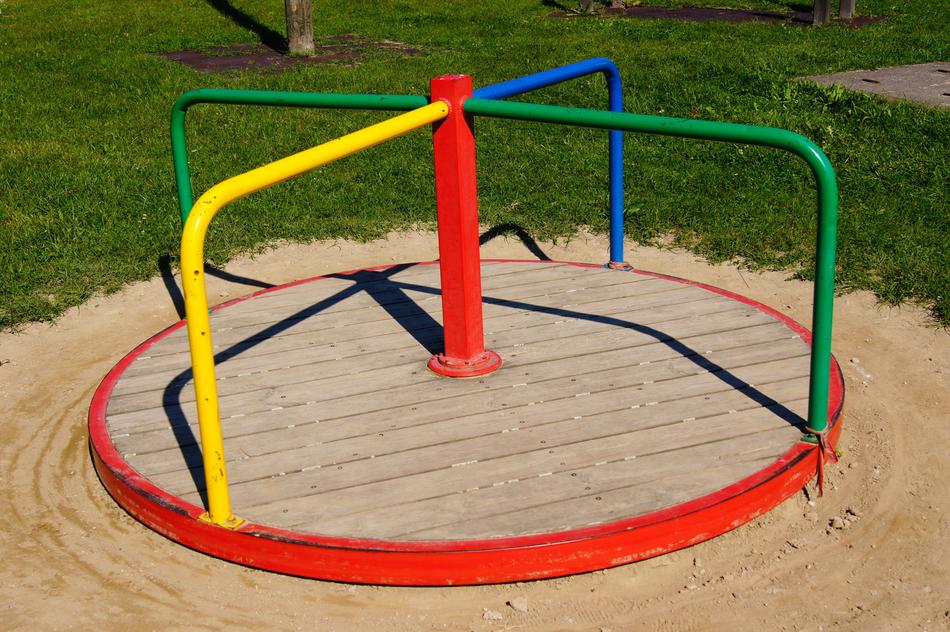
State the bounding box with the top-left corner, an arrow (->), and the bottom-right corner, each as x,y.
170,89 -> 429,223
463,97 -> 838,436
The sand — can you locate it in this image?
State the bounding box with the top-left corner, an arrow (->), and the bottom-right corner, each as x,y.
1,231 -> 948,631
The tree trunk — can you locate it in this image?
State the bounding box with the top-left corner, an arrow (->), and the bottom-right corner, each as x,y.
284,0 -> 314,56
839,0 -> 855,20
813,0 -> 831,25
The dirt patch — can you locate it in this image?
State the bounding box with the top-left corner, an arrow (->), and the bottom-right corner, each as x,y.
159,34 -> 422,73
1,230 -> 948,630
549,5 -> 884,28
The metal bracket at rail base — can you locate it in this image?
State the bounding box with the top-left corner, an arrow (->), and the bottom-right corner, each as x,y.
198,511 -> 246,530
605,261 -> 634,271
800,428 -> 839,496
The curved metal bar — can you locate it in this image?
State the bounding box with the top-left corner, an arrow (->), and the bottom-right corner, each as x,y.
180,102 -> 449,526
171,90 -> 430,223
463,96 -> 838,436
474,58 -> 626,263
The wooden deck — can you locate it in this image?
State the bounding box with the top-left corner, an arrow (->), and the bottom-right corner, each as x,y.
104,261 -> 812,542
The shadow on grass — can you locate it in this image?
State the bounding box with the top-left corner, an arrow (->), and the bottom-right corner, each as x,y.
778,2 -> 815,13
204,0 -> 288,53
541,0 -> 575,11
479,223 -> 553,261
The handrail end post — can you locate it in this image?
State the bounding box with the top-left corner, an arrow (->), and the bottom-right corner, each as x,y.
170,96 -> 196,225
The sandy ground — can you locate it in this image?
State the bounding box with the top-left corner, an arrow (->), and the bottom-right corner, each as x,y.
1,231 -> 948,631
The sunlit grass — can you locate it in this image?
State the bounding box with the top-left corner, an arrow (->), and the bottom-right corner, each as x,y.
0,0 -> 947,327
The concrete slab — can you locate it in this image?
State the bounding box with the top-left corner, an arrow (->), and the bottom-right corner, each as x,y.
805,62 -> 950,109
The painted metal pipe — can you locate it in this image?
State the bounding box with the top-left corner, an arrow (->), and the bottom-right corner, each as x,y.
463,97 -> 838,435
171,89 -> 429,223
474,58 -> 626,263
428,75 -> 502,377
180,102 -> 449,526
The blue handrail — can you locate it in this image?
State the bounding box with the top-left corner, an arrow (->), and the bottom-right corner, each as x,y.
475,58 -> 626,264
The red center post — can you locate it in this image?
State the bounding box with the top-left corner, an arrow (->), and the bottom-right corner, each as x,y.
427,74 -> 502,378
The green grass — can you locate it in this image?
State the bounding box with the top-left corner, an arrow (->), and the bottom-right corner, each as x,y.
0,0 -> 948,328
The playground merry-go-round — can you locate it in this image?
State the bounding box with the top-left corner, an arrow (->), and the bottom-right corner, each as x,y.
89,59 -> 844,585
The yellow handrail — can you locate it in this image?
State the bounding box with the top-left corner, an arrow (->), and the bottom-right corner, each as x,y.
180,101 -> 449,527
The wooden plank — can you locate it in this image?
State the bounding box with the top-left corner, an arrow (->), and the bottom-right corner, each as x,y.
209,287 -> 441,333
193,269 -> 658,338
122,330 -> 808,464
115,322 -> 807,449
299,445 -> 785,539
177,260 -> 446,318
115,321 -> 800,457
190,263 -> 584,323
121,336 -> 809,476
390,454 -> 783,540
130,265 -> 662,361
117,358 -> 808,471
106,291 -> 740,418
109,285 -> 721,403
115,279 -> 698,386
129,269 -> 655,365
233,404 -> 804,537
106,302 -> 779,431
142,286 -> 440,360
153,355 -> 809,499
106,303 -> 781,433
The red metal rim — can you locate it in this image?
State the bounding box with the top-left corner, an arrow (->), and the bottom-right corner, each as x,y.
88,260 -> 844,585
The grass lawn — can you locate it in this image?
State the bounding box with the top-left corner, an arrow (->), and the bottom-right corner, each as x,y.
0,0 -> 947,328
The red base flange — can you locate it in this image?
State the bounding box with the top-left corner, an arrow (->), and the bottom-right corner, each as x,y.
427,349 -> 503,377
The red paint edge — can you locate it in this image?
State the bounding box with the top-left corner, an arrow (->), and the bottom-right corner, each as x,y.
89,260 -> 844,585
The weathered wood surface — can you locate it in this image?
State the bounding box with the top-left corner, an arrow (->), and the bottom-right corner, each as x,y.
105,262 -> 812,541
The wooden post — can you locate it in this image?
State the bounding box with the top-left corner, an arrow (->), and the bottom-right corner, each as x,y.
284,0 -> 314,56
839,0 -> 855,20
813,0 -> 831,24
